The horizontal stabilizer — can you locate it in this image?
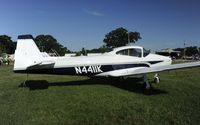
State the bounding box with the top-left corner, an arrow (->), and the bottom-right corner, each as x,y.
27,60 -> 55,69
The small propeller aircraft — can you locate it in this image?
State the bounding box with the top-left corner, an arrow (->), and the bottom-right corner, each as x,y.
14,35 -> 200,90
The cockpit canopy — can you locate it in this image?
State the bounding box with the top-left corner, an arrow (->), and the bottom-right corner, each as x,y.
114,46 -> 150,58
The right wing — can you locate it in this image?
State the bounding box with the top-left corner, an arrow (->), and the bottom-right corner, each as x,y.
108,61 -> 200,77
128,61 -> 200,75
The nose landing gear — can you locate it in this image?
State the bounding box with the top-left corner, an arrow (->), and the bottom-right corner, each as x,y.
143,73 -> 160,90
154,73 -> 160,84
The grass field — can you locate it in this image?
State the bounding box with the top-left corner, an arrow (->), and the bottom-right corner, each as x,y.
0,65 -> 200,125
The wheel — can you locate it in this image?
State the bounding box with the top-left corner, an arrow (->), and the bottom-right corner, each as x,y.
154,77 -> 160,84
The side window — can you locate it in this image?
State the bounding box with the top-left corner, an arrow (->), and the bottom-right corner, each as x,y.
129,48 -> 142,57
116,48 -> 142,57
143,48 -> 150,57
116,49 -> 128,55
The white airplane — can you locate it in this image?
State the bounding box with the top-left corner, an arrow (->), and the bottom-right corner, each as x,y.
14,35 -> 200,90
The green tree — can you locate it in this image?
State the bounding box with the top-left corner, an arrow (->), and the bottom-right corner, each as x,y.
103,27 -> 141,48
197,47 -> 200,55
0,35 -> 15,54
199,47 -> 200,55
35,35 -> 70,56
185,46 -> 199,56
0,44 -> 6,54
86,45 -> 112,53
174,48 -> 184,57
81,47 -> 87,56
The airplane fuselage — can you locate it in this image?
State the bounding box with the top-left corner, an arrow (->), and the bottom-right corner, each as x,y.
14,41 -> 172,77
13,35 -> 200,90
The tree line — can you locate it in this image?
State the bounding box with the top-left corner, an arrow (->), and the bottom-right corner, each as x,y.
0,35 -> 16,54
174,46 -> 200,57
0,35 -> 71,56
0,27 -> 199,57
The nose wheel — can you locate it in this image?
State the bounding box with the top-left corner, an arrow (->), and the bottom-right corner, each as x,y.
154,73 -> 160,84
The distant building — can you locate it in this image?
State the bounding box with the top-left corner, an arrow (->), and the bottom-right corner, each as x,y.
65,53 -> 76,57
156,48 -> 181,59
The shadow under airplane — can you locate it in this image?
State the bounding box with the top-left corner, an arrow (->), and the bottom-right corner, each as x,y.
18,77 -> 167,95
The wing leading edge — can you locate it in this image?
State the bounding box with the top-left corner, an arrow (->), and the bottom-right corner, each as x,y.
130,61 -> 200,75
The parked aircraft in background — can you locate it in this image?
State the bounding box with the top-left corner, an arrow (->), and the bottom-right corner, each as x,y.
0,53 -> 14,65
14,35 -> 200,90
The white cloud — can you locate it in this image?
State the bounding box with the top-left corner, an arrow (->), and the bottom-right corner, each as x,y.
83,9 -> 104,16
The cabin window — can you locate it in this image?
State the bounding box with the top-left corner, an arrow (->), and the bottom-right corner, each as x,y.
116,48 -> 142,57
143,48 -> 150,57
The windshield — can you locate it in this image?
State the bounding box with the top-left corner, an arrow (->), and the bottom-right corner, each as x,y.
143,48 -> 150,57
116,48 -> 142,57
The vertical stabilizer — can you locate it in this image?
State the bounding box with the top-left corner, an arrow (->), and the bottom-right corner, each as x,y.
14,35 -> 43,71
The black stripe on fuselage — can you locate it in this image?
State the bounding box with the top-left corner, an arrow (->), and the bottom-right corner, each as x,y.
147,60 -> 164,64
14,63 -> 150,76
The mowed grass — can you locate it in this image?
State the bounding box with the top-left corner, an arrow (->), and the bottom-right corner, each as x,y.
0,66 -> 200,125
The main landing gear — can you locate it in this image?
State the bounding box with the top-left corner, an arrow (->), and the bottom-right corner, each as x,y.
143,74 -> 151,90
22,73 -> 29,87
143,73 -> 160,90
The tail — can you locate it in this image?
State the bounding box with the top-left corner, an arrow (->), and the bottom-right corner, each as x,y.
14,35 -> 43,72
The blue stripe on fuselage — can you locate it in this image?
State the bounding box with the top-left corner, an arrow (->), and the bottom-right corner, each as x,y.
14,63 -> 150,76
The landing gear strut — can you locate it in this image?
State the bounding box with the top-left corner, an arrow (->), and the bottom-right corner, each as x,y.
23,73 -> 29,87
143,74 -> 151,90
143,73 -> 160,90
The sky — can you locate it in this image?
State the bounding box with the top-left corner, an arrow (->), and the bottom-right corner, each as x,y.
0,0 -> 200,51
